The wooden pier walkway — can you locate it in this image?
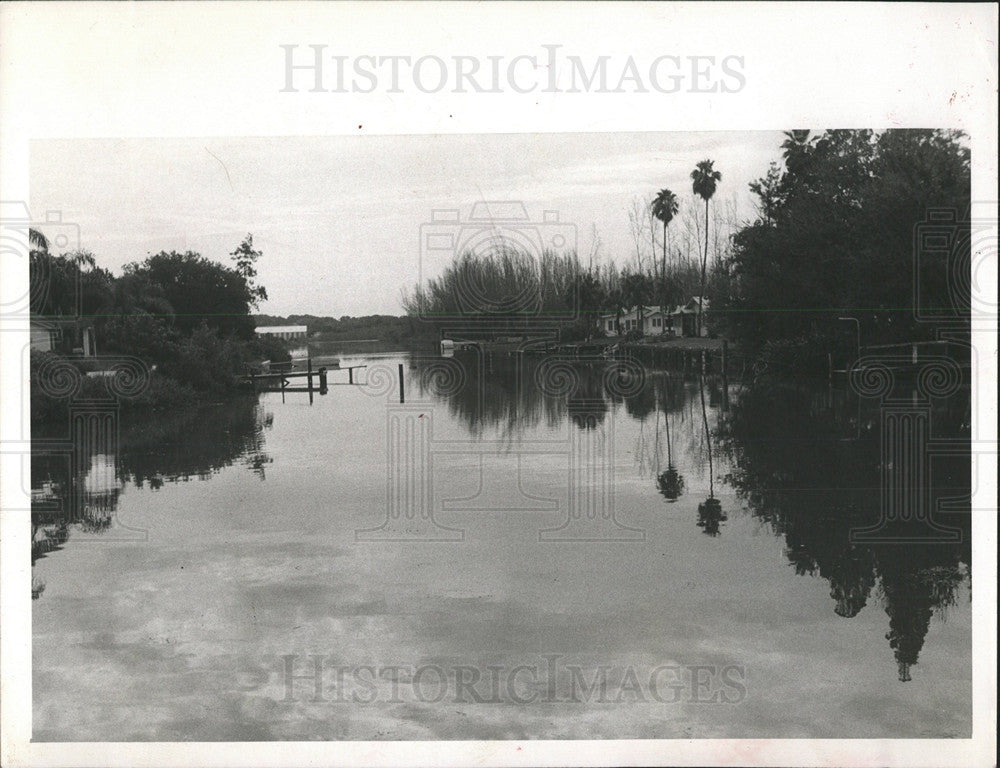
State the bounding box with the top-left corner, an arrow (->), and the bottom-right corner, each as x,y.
242,359 -> 369,402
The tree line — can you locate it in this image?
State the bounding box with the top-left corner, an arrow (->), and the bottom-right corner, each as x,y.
403,129 -> 970,364
29,233 -> 283,421
401,157 -> 729,341
400,240 -> 709,341
711,129 -> 970,368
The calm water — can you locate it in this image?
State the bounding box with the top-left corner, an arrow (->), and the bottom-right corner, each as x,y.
32,351 -> 972,740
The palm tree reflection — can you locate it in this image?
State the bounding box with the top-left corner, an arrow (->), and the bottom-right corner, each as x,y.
403,353 -> 972,681
649,373 -> 685,503
656,409 -> 685,502
696,371 -> 727,536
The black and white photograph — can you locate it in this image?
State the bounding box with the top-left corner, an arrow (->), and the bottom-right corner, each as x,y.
1,3 -> 996,767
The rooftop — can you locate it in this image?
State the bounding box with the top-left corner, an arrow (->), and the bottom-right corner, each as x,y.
255,325 -> 307,334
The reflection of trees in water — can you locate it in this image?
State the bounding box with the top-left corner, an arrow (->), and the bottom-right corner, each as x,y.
567,373 -> 609,431
411,355 -> 717,498
695,373 -> 727,536
118,395 -> 273,487
653,373 -> 690,503
718,383 -> 971,680
30,395 -> 272,598
412,354 -> 565,442
400,354 -> 971,681
412,353 -> 612,439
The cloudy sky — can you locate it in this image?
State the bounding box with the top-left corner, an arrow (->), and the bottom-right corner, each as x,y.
31,132 -> 786,317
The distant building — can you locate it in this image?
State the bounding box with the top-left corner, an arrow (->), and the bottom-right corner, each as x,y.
599,297 -> 710,338
255,325 -> 307,341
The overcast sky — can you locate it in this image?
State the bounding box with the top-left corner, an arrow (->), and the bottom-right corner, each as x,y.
31,132 -> 786,317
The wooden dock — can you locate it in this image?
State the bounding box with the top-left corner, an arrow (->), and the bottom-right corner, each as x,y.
242,359 -> 368,402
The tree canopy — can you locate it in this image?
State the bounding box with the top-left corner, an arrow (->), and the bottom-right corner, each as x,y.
712,129 -> 971,352
123,250 -> 257,339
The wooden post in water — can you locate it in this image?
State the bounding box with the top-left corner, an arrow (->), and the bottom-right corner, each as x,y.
721,340 -> 730,411
398,363 -> 405,403
307,357 -> 314,405
319,367 -> 328,395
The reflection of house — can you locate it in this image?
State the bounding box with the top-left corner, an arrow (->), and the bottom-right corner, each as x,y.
255,325 -> 307,341
29,318 -> 97,356
80,452 -> 122,528
599,297 -> 710,338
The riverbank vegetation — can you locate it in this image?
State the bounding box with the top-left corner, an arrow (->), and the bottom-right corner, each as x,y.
401,244 -> 706,342
31,129 -> 969,424
402,129 -> 970,375
710,129 -> 970,372
30,234 -> 284,423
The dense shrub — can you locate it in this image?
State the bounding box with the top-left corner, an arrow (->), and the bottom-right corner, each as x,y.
30,350 -> 204,422
251,334 -> 292,365
161,324 -> 251,394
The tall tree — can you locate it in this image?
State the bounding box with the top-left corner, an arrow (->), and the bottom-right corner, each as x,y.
651,188 -> 679,317
230,234 -> 268,310
691,160 -> 722,334
126,251 -> 257,339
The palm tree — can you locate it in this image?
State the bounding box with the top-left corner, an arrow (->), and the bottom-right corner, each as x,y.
29,228 -> 50,254
690,160 -> 722,335
651,188 -> 679,319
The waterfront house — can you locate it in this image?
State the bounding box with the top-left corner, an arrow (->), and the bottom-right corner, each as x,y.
599,297 -> 710,338
668,297 -> 710,337
30,318 -> 97,356
599,307 -> 662,336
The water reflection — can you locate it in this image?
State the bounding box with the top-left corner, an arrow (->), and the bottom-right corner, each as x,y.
33,351 -> 971,686
696,373 -> 727,536
655,374 -> 687,503
411,351 -> 971,681
31,395 -> 272,596
717,381 -> 971,682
